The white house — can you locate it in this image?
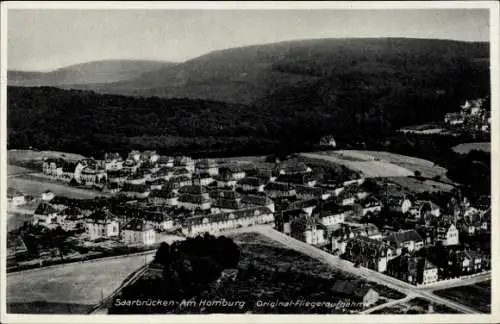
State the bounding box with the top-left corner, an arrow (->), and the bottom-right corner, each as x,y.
438,223 -> 459,246
122,219 -> 156,245
32,202 -> 59,225
85,209 -> 120,240
237,177 -> 267,192
7,188 -> 25,208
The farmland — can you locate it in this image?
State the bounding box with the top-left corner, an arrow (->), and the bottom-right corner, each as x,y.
8,150 -> 86,170
452,142 -> 491,154
7,164 -> 34,177
433,280 -> 491,313
7,253 -> 154,314
387,177 -> 455,193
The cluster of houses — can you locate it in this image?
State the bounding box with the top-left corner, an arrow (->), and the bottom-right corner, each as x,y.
11,150 -> 491,287
444,98 -> 490,133
274,181 -> 491,286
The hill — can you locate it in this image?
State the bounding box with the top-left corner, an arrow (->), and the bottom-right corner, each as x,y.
7,60 -> 177,86
77,38 -> 489,105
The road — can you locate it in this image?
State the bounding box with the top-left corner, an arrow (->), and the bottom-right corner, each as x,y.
420,272 -> 491,292
253,227 -> 481,314
361,296 -> 413,314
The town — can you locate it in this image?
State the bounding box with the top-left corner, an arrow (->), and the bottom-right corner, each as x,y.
7,143 -> 491,289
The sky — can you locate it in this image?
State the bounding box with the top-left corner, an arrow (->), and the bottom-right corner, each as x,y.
7,8 -> 490,71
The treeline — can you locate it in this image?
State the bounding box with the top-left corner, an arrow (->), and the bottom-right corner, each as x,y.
109,234 -> 240,314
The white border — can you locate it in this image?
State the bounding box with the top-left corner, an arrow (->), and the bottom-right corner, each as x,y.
1,1 -> 499,324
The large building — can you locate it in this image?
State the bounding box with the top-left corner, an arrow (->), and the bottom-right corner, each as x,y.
182,207 -> 274,237
122,219 -> 156,245
85,209 -> 120,240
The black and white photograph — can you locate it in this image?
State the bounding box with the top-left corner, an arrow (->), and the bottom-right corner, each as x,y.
1,1 -> 498,323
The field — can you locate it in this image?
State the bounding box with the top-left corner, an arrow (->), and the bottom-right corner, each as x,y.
433,280 -> 491,313
8,149 -> 86,166
7,212 -> 35,232
372,298 -> 461,314
387,177 -> 455,193
8,176 -> 108,199
7,253 -> 154,314
7,164 -> 34,177
452,142 -> 491,154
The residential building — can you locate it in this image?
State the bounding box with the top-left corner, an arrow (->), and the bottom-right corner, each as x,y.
360,196 -> 383,216
85,209 -> 120,240
213,173 -> 238,189
295,185 -> 331,200
330,282 -> 379,308
157,156 -> 174,168
41,190 -> 55,201
121,183 -> 151,199
384,230 -> 424,254
276,173 -> 316,187
275,208 -> 309,236
240,194 -> 275,213
436,223 -> 459,246
56,206 -> 85,231
177,186 -> 211,211
276,161 -> 312,175
384,197 -> 412,214
182,207 -> 274,237
237,176 -> 267,192
192,173 -> 214,186
173,156 -> 195,172
122,219 -> 156,245
108,170 -> 129,185
386,255 -> 438,285
264,182 -> 296,198
290,215 -> 326,246
141,151 -> 160,164
32,202 -> 59,225
408,200 -> 432,220
219,165 -> 246,181
7,188 -> 25,208
149,189 -> 179,206
195,159 -> 219,176
343,236 -> 396,272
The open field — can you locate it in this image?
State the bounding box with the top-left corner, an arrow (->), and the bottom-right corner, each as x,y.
372,297 -> 461,314
8,177 -> 108,199
230,232 -> 288,248
300,150 -> 450,183
387,177 -> 455,193
7,164 -> 35,177
7,212 -> 34,232
7,253 -> 154,314
452,142 -> 491,154
433,280 -> 491,313
300,151 -> 413,178
8,149 -> 86,165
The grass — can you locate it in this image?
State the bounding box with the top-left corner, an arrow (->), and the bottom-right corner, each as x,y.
7,164 -> 34,177
372,297 -> 461,314
388,177 -> 455,193
300,152 -> 413,178
7,253 -> 154,313
434,280 -> 491,313
8,149 -> 85,166
452,142 -> 491,154
7,176 -> 108,199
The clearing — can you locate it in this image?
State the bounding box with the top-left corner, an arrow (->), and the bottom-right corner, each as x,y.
7,253 -> 154,314
8,150 -> 86,170
452,142 -> 491,155
433,280 -> 491,313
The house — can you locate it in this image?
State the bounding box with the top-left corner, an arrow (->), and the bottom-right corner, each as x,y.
177,187 -> 211,211
121,183 -> 151,199
275,209 -> 309,235
104,153 -> 124,171
408,200 -> 433,220
319,135 -> 336,148
170,175 -> 192,188
149,189 -> 178,206
384,230 -> 424,254
240,194 -> 275,213
330,223 -> 380,255
144,212 -> 174,231
141,151 -> 160,164
386,255 -> 438,285
219,165 -> 246,181
384,196 -> 412,214
127,150 -> 142,163
157,156 -> 174,168
173,167 -> 192,179
465,250 -> 483,273
41,190 -> 55,201
122,219 -> 156,245
108,170 -> 129,185
276,161 -> 312,175
436,223 -> 459,246
264,182 -> 296,198
313,203 -> 348,228
61,161 -> 78,181
343,236 -> 396,272
213,173 -> 238,189
360,196 -> 383,216
122,158 -> 140,174
173,156 -> 195,172
351,223 -> 383,240
237,176 -> 267,192
182,207 -> 274,237
147,178 -> 167,191
79,166 -> 107,186
150,167 -> 174,181
295,185 -> 331,200
85,209 -> 120,240
290,215 -> 326,246
444,112 -> 465,125
276,174 -> 316,187
195,159 -> 219,176
7,188 -> 25,208
330,282 -> 379,308
209,190 -> 243,213
56,206 -> 85,231
33,202 -> 59,225
192,173 -> 214,186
